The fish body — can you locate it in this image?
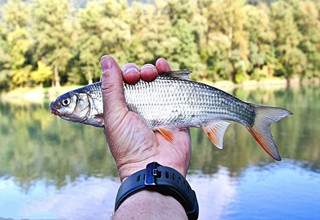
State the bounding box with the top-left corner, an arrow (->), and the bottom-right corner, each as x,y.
50,71 -> 292,161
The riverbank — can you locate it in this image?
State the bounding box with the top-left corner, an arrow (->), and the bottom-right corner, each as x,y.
0,85 -> 81,104
207,77 -> 320,90
1,77 -> 319,103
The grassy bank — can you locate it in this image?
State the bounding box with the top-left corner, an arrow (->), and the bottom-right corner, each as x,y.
1,77 -> 319,103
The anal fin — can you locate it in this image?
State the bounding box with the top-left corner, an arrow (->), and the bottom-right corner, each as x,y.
202,120 -> 230,149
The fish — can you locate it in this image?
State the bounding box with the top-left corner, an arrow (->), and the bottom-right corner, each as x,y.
49,71 -> 292,161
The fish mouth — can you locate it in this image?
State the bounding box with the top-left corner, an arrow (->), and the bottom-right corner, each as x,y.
49,102 -> 60,116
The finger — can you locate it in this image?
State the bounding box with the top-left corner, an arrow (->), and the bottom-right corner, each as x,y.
141,64 -> 158,82
122,63 -> 140,84
100,55 -> 128,129
156,58 -> 171,74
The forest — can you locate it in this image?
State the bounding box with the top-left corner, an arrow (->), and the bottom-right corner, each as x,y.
0,0 -> 320,90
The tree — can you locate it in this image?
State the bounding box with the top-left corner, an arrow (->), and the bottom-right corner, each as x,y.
77,0 -> 103,84
99,0 -> 131,65
0,22 -> 12,89
1,0 -> 320,90
170,18 -> 199,71
244,3 -> 276,80
165,0 -> 200,71
127,0 -> 180,68
3,0 -> 31,87
31,61 -> 53,87
270,1 -> 304,80
297,1 -> 320,79
32,0 -> 73,87
198,0 -> 248,82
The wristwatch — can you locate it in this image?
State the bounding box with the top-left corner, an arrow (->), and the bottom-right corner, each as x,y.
115,162 -> 199,220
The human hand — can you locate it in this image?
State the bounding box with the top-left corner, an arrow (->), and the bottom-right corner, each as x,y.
100,55 -> 191,182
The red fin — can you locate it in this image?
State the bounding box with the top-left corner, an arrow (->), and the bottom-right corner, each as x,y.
94,114 -> 104,121
157,127 -> 174,142
202,120 -> 230,149
248,128 -> 279,160
248,105 -> 292,161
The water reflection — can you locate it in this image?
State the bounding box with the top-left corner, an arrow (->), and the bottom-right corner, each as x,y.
1,162 -> 319,219
0,84 -> 319,219
0,101 -> 119,191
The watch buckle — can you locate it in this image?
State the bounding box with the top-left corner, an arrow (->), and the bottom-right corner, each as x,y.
145,162 -> 161,185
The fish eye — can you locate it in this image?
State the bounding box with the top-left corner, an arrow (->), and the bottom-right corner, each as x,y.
61,98 -> 71,106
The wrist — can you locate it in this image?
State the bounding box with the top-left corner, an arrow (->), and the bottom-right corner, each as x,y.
113,190 -> 187,220
117,160 -> 188,182
115,162 -> 199,219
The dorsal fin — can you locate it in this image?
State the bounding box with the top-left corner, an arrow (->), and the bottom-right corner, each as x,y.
160,71 -> 192,80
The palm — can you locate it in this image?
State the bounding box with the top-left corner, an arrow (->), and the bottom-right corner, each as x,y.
107,111 -> 191,180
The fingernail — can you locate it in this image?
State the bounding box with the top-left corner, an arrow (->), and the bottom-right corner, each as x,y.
141,64 -> 156,71
125,67 -> 139,75
101,56 -> 113,71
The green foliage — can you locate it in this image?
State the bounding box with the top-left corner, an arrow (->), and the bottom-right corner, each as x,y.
270,1 -> 303,79
77,0 -> 103,84
99,0 -> 131,65
32,0 -> 73,87
31,61 -> 53,86
11,65 -> 32,87
3,0 -> 31,87
0,0 -> 320,90
0,23 -> 12,89
245,4 -> 276,79
166,0 -> 200,71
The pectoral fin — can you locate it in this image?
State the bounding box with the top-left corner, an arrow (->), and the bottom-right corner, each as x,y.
157,127 -> 174,142
94,114 -> 104,121
202,120 -> 230,149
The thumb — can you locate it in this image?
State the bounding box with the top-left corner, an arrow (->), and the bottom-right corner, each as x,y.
100,55 -> 128,132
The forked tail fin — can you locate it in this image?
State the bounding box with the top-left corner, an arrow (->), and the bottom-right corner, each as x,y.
247,105 -> 293,161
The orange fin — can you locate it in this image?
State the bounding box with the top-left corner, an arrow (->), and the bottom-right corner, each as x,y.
248,105 -> 293,161
202,120 -> 230,149
94,114 -> 104,121
157,127 -> 174,142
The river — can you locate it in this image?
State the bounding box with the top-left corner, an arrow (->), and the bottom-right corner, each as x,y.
0,84 -> 319,219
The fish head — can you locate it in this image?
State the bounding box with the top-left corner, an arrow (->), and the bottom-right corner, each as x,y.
49,92 -> 90,123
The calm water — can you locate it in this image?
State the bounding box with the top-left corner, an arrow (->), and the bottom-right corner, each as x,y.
0,84 -> 319,219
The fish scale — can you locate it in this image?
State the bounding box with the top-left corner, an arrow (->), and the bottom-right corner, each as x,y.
123,76 -> 255,129
50,71 -> 292,161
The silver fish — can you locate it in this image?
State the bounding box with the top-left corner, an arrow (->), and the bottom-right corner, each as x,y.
49,71 -> 292,161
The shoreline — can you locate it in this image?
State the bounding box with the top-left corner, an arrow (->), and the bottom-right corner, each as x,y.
1,78 -> 319,103
211,77 -> 320,91
0,85 -> 81,104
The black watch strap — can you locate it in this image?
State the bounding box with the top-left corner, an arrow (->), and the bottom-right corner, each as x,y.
115,162 -> 199,220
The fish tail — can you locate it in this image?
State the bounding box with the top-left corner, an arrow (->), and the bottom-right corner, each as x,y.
247,105 -> 293,161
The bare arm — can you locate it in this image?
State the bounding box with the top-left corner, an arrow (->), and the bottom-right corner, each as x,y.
113,191 -> 187,220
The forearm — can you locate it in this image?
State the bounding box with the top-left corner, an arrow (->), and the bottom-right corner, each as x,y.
112,190 -> 188,220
